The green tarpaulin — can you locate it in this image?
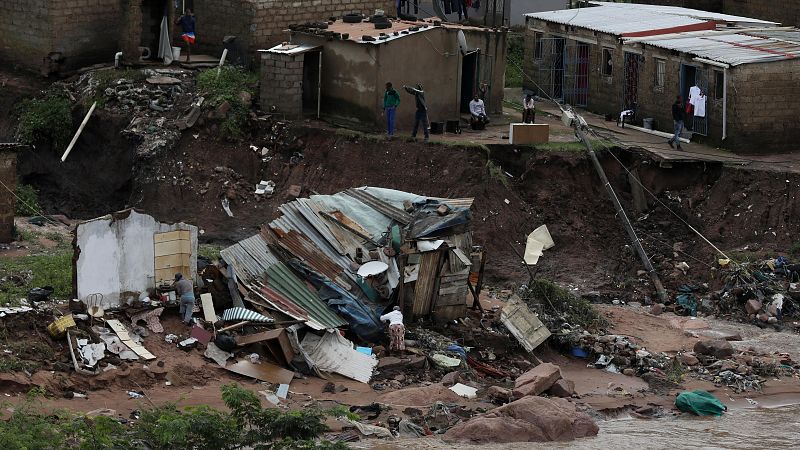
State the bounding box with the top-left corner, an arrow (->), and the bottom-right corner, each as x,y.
675,390 -> 727,416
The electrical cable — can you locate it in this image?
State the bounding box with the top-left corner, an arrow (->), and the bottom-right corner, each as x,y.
0,178 -> 62,228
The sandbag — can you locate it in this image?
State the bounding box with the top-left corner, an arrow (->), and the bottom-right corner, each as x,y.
675,390 -> 727,416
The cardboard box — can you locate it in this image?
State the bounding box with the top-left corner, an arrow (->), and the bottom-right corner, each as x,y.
509,123 -> 550,144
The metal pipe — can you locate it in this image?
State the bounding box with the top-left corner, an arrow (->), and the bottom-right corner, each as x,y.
574,123 -> 669,303
317,51 -> 322,119
722,68 -> 727,140
114,51 -> 123,68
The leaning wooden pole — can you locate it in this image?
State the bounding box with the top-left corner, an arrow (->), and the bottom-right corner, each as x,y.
574,123 -> 669,303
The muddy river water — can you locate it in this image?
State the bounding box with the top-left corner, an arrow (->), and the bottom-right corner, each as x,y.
371,404 -> 800,450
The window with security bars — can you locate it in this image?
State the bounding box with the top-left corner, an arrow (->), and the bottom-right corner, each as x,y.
534,32 -> 544,60
655,59 -> 666,92
602,48 -> 613,76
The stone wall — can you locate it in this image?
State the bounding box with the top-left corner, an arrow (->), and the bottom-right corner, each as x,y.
260,51 -> 305,117
193,0 -> 394,58
0,151 -> 17,244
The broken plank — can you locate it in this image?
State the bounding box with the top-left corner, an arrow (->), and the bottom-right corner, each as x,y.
201,293 -> 216,322
500,296 -> 551,353
224,359 -> 294,385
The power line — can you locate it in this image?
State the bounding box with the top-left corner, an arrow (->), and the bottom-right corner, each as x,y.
0,178 -> 62,228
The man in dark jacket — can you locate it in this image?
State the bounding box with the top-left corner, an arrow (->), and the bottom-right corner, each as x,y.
383,82 -> 401,138
668,95 -> 685,150
403,84 -> 429,141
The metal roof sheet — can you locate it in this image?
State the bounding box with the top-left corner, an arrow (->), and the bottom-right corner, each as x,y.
636,31 -> 800,65
525,2 -> 777,36
266,263 -> 348,329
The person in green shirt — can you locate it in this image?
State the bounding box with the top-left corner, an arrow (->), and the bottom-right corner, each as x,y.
383,82 -> 401,137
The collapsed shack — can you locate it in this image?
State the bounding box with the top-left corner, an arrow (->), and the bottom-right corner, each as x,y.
219,187 -> 485,381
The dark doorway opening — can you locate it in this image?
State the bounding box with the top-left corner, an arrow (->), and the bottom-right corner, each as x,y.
141,0 -> 167,60
622,52 -> 640,111
302,51 -> 322,117
460,51 -> 478,113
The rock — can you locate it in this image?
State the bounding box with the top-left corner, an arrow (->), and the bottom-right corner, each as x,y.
208,100 -> 232,119
487,386 -> 512,402
649,303 -> 664,315
441,371 -> 460,387
443,396 -> 599,443
745,299 -> 762,315
757,313 -> 770,323
238,91 -> 252,107
693,339 -> 734,359
720,360 -> 738,371
513,363 -> 562,397
680,354 -> 700,366
623,368 -> 635,376
547,379 -> 576,397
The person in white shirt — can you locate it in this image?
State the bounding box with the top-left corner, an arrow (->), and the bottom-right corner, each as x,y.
379,306 -> 405,352
469,94 -> 489,129
523,93 -> 535,123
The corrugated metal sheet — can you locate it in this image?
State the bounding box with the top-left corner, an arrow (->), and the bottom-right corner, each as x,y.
637,32 -> 800,65
219,235 -> 278,283
301,330 -> 377,383
525,2 -> 776,36
266,262 -> 348,329
266,228 -> 352,290
343,188 -> 413,225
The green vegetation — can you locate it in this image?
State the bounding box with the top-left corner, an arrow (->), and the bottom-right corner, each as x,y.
790,241 -> 800,257
505,33 -> 524,88
198,243 -> 224,261
15,93 -> 73,150
14,183 -> 40,216
0,248 -> 73,304
520,279 -> 608,331
197,66 -> 258,140
0,384 -> 348,450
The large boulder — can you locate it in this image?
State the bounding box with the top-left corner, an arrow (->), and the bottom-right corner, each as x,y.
694,339 -> 734,359
443,396 -> 599,443
547,379 -> 576,398
513,363 -> 562,397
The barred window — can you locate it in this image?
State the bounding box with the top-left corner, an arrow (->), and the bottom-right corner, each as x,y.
655,59 -> 666,91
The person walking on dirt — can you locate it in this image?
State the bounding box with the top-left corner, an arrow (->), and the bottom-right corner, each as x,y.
403,84 -> 429,141
176,9 -> 196,62
383,82 -> 401,138
380,306 -> 406,353
523,93 -> 535,123
173,273 -> 195,325
668,95 -> 685,151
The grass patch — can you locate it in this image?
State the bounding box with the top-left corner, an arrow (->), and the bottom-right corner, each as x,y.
197,66 -> 258,140
14,183 -> 40,216
0,249 -> 73,303
15,228 -> 36,243
519,279 -> 608,331
198,244 -> 223,262
15,92 -> 73,150
0,356 -> 40,373
0,384 -> 348,449
505,32 -> 524,88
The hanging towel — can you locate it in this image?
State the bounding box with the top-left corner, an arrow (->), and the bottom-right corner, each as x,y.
688,85 -> 701,106
693,94 -> 706,117
157,15 -> 174,65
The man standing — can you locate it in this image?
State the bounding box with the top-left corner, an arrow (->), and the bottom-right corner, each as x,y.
175,9 -> 196,62
403,84 -> 429,141
380,306 -> 405,353
469,93 -> 489,129
173,273 -> 195,325
668,95 -> 685,151
523,93 -> 535,124
383,82 -> 401,138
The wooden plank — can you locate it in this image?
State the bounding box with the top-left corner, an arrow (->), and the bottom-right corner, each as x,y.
105,319 -> 156,360
200,293 -> 216,322
224,359 -> 293,385
154,239 -> 191,256
411,250 -> 442,317
500,296 -> 551,353
155,268 -> 190,284
439,285 -> 469,296
154,230 -> 192,243
155,254 -> 191,269
234,328 -> 295,367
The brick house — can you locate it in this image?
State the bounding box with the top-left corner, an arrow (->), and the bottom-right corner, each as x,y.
0,0 -> 392,74
259,18 -> 507,130
524,2 -> 800,152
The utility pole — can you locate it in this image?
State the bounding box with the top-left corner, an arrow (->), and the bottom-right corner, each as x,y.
573,121 -> 669,303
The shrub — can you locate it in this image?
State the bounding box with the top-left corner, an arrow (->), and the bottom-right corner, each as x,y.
15,93 -> 73,149
197,66 -> 257,140
15,183 -> 40,216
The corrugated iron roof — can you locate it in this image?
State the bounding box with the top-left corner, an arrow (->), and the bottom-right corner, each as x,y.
525,2 -> 777,37
635,31 -> 800,65
266,262 -> 348,329
301,329 -> 377,383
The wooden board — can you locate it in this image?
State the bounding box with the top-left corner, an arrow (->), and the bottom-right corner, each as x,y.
154,230 -> 191,243
500,296 -> 551,353
105,319 -> 156,360
411,250 -> 443,317
224,359 -> 294,385
509,123 -> 549,145
155,254 -> 191,269
154,239 -> 192,257
200,293 -> 216,322
235,328 -> 295,367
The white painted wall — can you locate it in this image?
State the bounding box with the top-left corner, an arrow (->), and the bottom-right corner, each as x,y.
76,210 -> 198,308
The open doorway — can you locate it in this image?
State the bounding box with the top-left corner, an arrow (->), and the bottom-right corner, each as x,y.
681,64 -> 708,135
302,50 -> 322,117
622,52 -> 640,112
460,51 -> 479,113
140,0 -> 168,60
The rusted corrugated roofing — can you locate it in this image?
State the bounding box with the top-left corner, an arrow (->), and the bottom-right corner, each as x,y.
266,262 -> 348,329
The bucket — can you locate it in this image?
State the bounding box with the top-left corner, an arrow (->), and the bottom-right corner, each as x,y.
172,46 -> 181,60
643,118 -> 655,130
48,314 -> 76,339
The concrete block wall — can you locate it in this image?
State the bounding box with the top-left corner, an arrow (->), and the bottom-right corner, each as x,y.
0,151 -> 17,244
193,0 -> 393,57
260,52 -> 305,117
0,0 -> 51,72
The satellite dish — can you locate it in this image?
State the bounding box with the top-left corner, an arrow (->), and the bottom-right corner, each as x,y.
357,261 -> 389,277
457,30 -> 470,54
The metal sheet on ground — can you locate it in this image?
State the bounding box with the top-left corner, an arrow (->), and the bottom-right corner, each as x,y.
224,359 -> 294,385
